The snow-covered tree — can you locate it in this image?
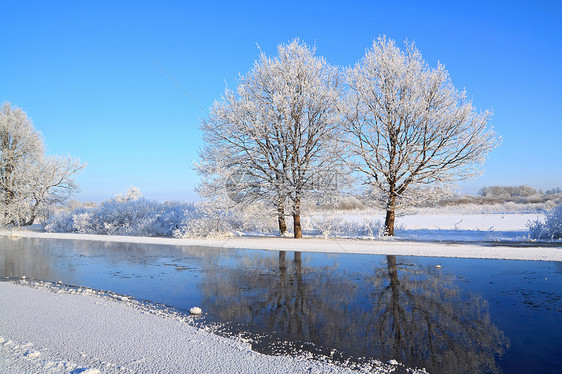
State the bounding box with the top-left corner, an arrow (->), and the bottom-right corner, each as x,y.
198,39 -> 343,238
113,186 -> 142,202
343,37 -> 500,235
0,102 -> 85,226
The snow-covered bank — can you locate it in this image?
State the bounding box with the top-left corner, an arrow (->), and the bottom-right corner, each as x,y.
396,213 -> 540,231
1,226 -> 561,262
0,281 -> 410,373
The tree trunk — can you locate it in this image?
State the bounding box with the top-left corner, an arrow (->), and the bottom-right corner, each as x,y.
384,192 -> 397,236
384,209 -> 395,236
292,194 -> 302,238
277,202 -> 288,236
21,200 -> 40,226
293,213 -> 302,238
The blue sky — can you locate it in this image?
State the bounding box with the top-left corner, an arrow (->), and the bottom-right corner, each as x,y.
2,0 -> 561,202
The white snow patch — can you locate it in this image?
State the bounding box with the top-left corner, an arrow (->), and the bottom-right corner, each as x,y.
0,282 -> 413,373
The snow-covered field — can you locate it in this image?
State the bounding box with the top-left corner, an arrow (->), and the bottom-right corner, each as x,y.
396,212 -> 539,231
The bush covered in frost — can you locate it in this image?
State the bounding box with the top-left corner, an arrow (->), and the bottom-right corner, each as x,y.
45,188 -> 196,236
173,211 -> 237,239
172,201 -> 278,239
44,187 -> 277,238
306,215 -> 385,239
528,204 -> 562,240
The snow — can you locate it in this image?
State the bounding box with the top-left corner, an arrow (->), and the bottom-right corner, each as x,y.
0,281 -> 411,373
395,213 -> 538,231
1,213 -> 560,262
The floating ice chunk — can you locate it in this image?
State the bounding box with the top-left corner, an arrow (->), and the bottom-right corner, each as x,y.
387,359 -> 399,365
189,306 -> 202,315
72,368 -> 101,374
24,350 -> 41,358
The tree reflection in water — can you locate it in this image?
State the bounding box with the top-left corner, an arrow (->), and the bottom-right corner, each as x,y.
200,252 -> 509,373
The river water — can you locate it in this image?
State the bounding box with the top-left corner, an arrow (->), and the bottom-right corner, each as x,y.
1,237 -> 561,373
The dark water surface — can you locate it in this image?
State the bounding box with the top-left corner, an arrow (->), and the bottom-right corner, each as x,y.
1,237 -> 561,373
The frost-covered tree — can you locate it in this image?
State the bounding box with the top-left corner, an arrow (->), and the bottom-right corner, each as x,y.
0,102 -> 85,226
114,186 -> 143,202
198,39 -> 343,238
343,37 -> 500,235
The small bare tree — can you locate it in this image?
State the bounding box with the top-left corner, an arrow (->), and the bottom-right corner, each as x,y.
343,37 -> 500,235
0,102 -> 85,226
198,39 -> 342,238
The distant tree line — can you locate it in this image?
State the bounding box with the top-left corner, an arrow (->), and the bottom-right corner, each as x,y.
434,185 -> 562,207
478,185 -> 539,198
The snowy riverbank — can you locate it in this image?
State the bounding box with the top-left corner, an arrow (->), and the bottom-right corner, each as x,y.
0,281 -> 418,373
1,222 -> 561,262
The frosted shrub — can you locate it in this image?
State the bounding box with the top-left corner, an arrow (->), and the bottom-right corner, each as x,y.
355,218 -> 385,238
337,218 -> 385,238
149,202 -> 196,236
72,211 -> 95,233
90,198 -> 159,235
173,210 -> 237,239
528,204 -> 562,240
308,216 -> 385,239
236,203 -> 278,234
45,207 -> 94,233
309,216 -> 342,238
45,189 -> 198,237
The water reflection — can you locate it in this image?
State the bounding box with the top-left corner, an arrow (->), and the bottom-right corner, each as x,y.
1,238 -> 61,280
0,237 -> 227,279
373,255 -> 509,373
200,252 -> 509,373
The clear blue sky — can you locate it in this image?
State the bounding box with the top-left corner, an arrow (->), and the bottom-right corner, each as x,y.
2,0 -> 561,202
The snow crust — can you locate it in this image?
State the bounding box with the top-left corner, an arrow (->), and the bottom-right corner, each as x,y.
0,281 -> 411,373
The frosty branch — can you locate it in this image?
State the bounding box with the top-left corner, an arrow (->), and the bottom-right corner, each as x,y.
198,39 -> 343,238
342,37 -> 500,235
0,102 -> 85,226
